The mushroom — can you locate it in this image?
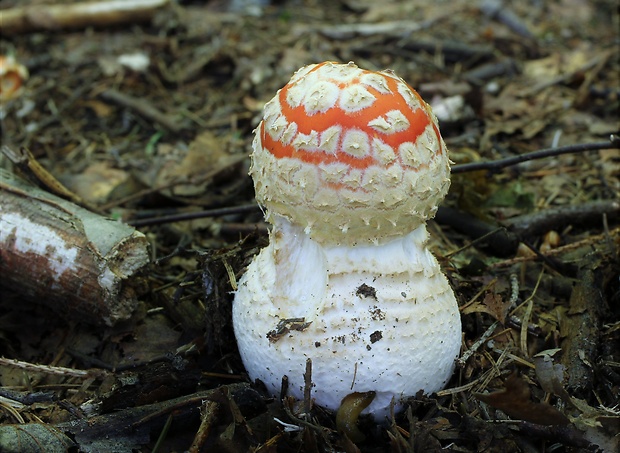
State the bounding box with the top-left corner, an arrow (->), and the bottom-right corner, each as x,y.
233,61 -> 461,419
0,55 -> 28,102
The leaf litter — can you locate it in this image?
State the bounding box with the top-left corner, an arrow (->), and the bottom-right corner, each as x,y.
0,0 -> 618,451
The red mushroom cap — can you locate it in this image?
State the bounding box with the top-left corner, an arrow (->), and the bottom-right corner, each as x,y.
251,61 -> 451,245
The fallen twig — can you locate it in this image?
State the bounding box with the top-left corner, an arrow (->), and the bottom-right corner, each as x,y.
52,383 -> 250,451
100,88 -> 186,133
457,321 -> 499,367
451,135 -> 620,174
0,357 -> 108,379
560,262 -> 606,396
490,227 -> 619,268
480,0 -> 536,40
461,59 -> 520,83
1,145 -> 104,214
436,207 -> 519,257
0,0 -> 170,34
506,199 -> 620,236
129,204 -> 260,227
189,400 -> 220,453
293,20 -> 438,40
401,39 -> 495,62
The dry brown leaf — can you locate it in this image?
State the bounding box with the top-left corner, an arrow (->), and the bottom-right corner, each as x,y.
80,99 -> 115,118
143,131 -> 244,200
61,161 -> 133,204
475,374 -> 570,426
118,315 -> 181,364
0,424 -> 75,452
461,277 -> 512,323
481,292 -> 511,323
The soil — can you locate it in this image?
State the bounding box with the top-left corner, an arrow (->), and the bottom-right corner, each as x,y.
0,0 -> 619,452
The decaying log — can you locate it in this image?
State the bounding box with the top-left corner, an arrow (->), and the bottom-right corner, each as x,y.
0,168 -> 150,326
0,0 -> 170,35
560,260 -> 606,397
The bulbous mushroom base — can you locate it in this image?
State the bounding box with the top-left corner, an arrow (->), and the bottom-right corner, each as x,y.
232,222 -> 461,420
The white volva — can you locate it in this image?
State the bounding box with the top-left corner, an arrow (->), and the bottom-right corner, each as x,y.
233,219 -> 461,418
232,62 -> 462,419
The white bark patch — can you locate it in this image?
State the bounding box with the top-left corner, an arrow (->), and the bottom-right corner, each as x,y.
0,212 -> 78,280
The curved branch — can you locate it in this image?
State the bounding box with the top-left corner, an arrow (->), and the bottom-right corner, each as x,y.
452,135 -> 620,174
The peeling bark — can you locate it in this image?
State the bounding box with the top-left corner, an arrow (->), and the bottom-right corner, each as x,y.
0,169 -> 149,326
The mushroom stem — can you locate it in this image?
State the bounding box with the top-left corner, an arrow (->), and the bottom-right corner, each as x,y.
233,217 -> 461,418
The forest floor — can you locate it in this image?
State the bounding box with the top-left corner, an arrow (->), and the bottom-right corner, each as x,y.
0,0 -> 619,452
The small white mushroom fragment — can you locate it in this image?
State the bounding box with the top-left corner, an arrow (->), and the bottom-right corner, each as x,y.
233,61 -> 461,419
0,55 -> 28,102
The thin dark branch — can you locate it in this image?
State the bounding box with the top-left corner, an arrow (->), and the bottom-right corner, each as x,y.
100,88 -> 186,133
506,200 -> 620,236
451,135 -> 620,174
129,204 -> 261,227
129,138 -> 619,228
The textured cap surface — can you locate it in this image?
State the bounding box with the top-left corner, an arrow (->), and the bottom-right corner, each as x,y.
251,61 -> 451,245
